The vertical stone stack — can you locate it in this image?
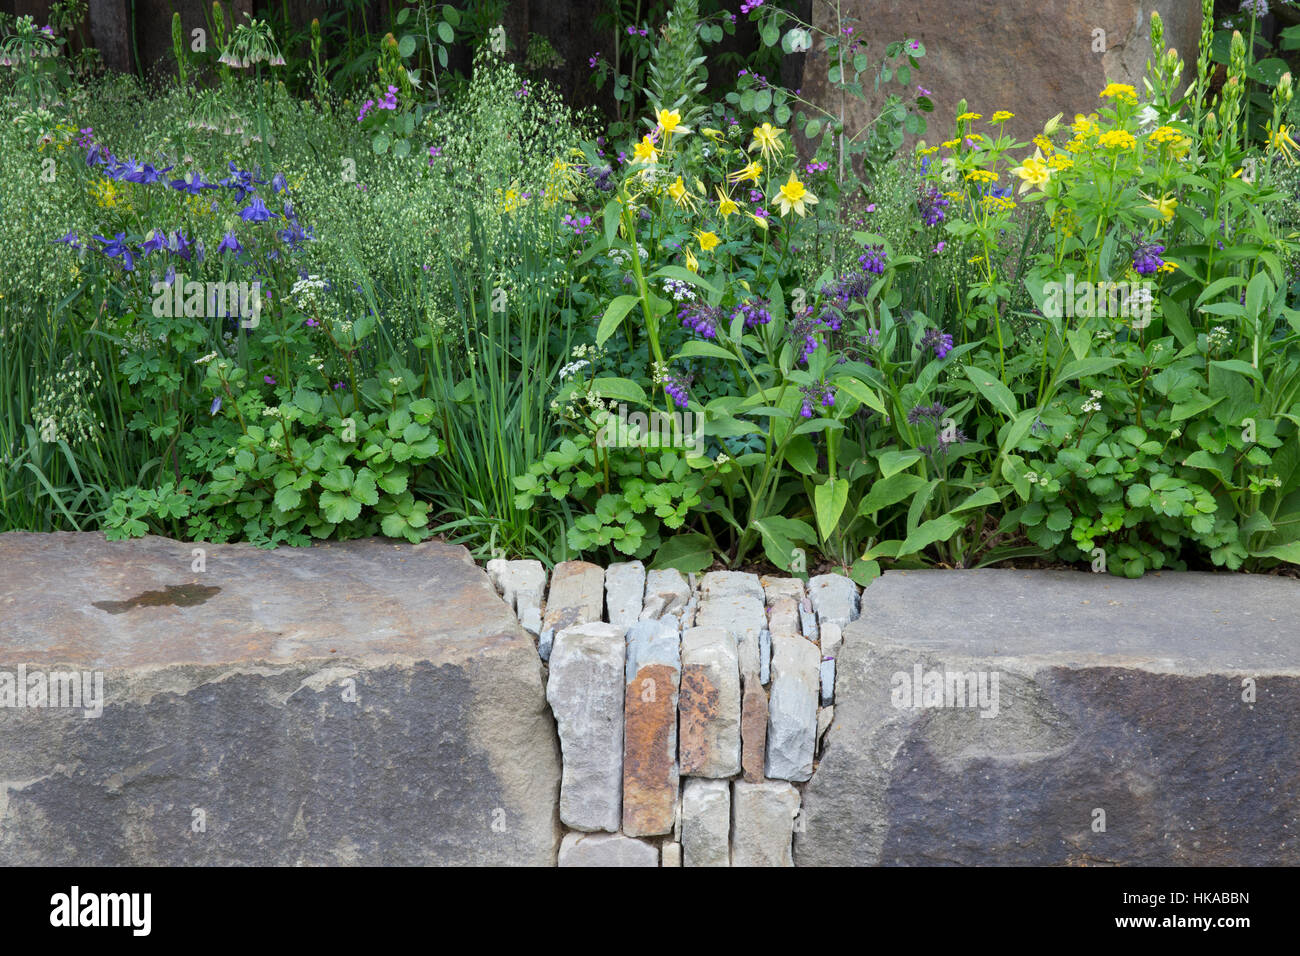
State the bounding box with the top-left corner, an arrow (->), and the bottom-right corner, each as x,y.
487,558 -> 861,866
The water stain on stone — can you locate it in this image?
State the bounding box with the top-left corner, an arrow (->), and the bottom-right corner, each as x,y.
93,583 -> 221,615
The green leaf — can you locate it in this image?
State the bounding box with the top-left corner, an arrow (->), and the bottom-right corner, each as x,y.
753,516 -> 816,572
834,376 -> 886,415
596,295 -> 640,346
899,514 -> 965,556
814,478 -> 850,541
858,472 -> 928,515
651,533 -> 713,573
591,376 -> 647,404
962,364 -> 1017,419
673,340 -> 736,362
437,21 -> 454,43
875,448 -> 922,479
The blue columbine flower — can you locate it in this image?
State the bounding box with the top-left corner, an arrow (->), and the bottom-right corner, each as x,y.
51,231 -> 81,250
210,396 -> 223,415
270,172 -> 288,193
168,230 -> 194,261
124,162 -> 173,184
139,230 -> 167,256
169,171 -> 216,195
93,232 -> 135,272
222,162 -> 266,202
238,196 -> 272,222
216,231 -> 242,255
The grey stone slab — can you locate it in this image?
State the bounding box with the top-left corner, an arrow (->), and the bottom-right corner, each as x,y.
0,532 -> 561,865
605,561 -> 646,629
558,831 -> 658,867
765,634 -> 820,782
694,593 -> 766,679
681,777 -> 730,867
732,780 -> 799,867
796,569 -> 1300,866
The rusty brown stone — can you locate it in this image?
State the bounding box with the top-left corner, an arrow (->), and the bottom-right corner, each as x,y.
623,661 -> 680,836
742,681 -> 769,783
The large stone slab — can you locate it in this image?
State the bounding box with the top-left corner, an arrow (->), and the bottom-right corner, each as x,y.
802,0 -> 1200,147
558,831 -> 658,867
732,780 -> 800,867
681,778 -> 730,867
694,593 -> 766,680
605,560 -> 646,629
0,532 -> 561,866
796,569 -> 1300,866
547,622 -> 626,833
623,620 -> 680,837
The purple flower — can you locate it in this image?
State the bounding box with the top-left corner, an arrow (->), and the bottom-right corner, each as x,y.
680,302 -> 722,339
93,233 -> 135,272
169,171 -> 216,194
661,370 -> 694,405
428,145 -> 442,164
210,397 -> 223,415
123,162 -> 173,184
919,328 -> 955,359
270,172 -> 288,193
1132,239 -> 1165,275
216,231 -> 242,255
358,99 -> 375,122
799,380 -> 835,418
51,231 -> 81,250
589,52 -> 601,68
859,244 -> 887,275
733,299 -> 772,329
239,196 -> 273,222
168,230 -> 194,261
918,183 -> 950,226
740,0 -> 765,13
139,230 -> 167,256
264,375 -> 277,386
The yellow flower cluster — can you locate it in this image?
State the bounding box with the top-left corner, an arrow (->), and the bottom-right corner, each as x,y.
1099,83 -> 1138,105
90,178 -> 125,209
980,195 -> 1016,213
965,169 -> 998,184
957,112 -> 983,122
990,111 -> 1015,124
1097,129 -> 1137,151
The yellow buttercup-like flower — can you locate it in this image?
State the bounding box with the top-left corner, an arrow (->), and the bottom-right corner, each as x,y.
1047,153 -> 1074,171
715,186 -> 739,217
1097,129 -> 1137,150
728,161 -> 763,184
1010,149 -> 1051,194
696,230 -> 721,252
1071,113 -> 1099,137
1099,83 -> 1138,105
773,172 -> 818,217
633,135 -> 660,164
965,168 -> 998,184
941,138 -> 961,150
957,112 -> 983,122
749,122 -> 785,160
990,110 -> 1015,124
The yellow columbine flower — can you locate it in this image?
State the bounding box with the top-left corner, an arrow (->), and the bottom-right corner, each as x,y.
633,135 -> 660,164
749,122 -> 785,160
1010,149 -> 1050,194
657,109 -> 689,138
696,230 -> 721,252
1142,191 -> 1177,222
715,186 -> 739,217
1268,124 -> 1300,163
702,127 -> 724,140
748,211 -> 769,230
1099,83 -> 1138,105
727,161 -> 763,184
773,171 -> 818,217
990,110 -> 1015,124
668,175 -> 698,211
685,247 -> 699,273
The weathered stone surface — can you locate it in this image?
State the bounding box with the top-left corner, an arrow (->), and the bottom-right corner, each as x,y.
538,628 -> 555,662
541,561 -> 605,633
558,831 -> 658,867
699,570 -> 764,603
767,596 -> 801,639
519,605 -> 542,638
681,778 -> 730,867
605,560 -> 646,629
796,569 -> 1300,866
817,705 -> 834,753
623,620 -> 681,837
802,0 -> 1201,148
0,532 -> 560,865
760,575 -> 805,605
547,622 -> 625,833
800,602 -> 819,643
694,593 -> 766,680
759,628 -> 771,686
741,681 -> 769,783
819,621 -> 843,660
486,558 -> 547,618
820,658 -> 836,706
641,569 -> 692,621
662,841 -> 682,867
808,573 -> 859,631
766,634 -> 820,782
679,627 -> 741,778
732,780 -> 800,867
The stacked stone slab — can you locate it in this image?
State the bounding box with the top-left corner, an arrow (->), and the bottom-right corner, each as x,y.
486,561 -> 863,866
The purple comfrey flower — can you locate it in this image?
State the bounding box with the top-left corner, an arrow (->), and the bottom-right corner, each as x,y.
93,233 -> 135,272
1132,239 -> 1165,275
908,402 -> 966,456
239,196 -> 273,222
216,231 -> 242,255
680,302 -> 723,339
919,327 -> 954,359
799,380 -> 836,418
788,306 -> 842,364
661,370 -> 694,405
859,244 -> 887,275
918,182 -> 950,226
733,299 -> 772,328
